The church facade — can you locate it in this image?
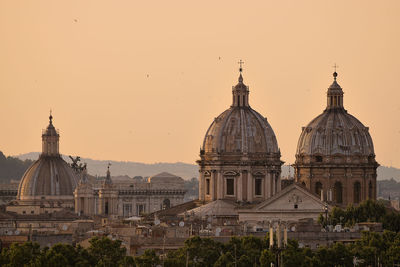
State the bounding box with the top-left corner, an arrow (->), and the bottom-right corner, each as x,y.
74,171 -> 186,217
294,72 -> 379,206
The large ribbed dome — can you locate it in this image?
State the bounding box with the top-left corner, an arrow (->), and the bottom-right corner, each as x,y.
17,156 -> 77,200
17,115 -> 77,201
203,108 -> 279,154
202,74 -> 279,155
296,72 -> 375,157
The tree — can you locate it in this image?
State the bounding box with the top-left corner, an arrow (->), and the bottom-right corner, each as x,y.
319,199 -> 400,232
0,242 -> 41,267
135,250 -> 159,267
87,236 -> 133,267
260,249 -> 275,267
214,252 -> 235,267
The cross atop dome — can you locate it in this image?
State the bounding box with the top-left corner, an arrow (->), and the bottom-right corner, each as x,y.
332,63 -> 339,81
238,59 -> 244,73
238,60 -> 244,83
49,109 -> 53,124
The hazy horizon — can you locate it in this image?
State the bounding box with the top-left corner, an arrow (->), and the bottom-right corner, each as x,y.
1,1 -> 399,168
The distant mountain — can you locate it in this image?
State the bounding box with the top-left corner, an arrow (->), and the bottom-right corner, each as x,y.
15,152 -> 400,182
0,151 -> 34,183
16,152 -> 198,180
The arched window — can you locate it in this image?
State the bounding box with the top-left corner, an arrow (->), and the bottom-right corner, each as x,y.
301,181 -> 306,187
315,182 -> 323,197
354,181 -> 361,203
162,199 -> 171,209
368,181 -> 373,199
334,182 -> 343,204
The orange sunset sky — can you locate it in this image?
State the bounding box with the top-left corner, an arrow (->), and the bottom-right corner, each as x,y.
0,1 -> 399,168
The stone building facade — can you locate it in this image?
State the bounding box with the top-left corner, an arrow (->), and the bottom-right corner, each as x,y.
74,171 -> 186,217
198,69 -> 283,204
294,72 -> 379,206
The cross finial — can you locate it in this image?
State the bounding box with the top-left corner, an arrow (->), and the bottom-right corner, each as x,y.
49,109 -> 53,124
238,59 -> 244,73
332,63 -> 338,72
332,63 -> 338,80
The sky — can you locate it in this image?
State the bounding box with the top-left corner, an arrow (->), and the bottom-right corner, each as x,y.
0,1 -> 399,168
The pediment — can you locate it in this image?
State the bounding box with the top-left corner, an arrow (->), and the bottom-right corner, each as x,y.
223,171 -> 238,176
252,184 -> 328,212
204,171 -> 212,177
252,171 -> 265,176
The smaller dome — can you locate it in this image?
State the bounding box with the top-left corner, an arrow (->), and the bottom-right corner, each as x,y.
17,156 -> 77,200
17,114 -> 77,201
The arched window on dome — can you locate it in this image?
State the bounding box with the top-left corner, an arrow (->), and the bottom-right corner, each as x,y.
368,181 -> 373,199
354,181 -> 361,204
315,182 -> 323,198
334,182 -> 343,204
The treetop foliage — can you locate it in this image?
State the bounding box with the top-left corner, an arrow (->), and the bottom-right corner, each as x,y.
318,199 -> 400,232
1,232 -> 400,266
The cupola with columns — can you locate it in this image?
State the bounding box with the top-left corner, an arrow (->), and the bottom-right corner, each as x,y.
41,112 -> 60,156
326,71 -> 344,110
231,60 -> 250,107
198,62 -> 282,203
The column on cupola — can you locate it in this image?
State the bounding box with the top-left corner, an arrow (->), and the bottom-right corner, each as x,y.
247,172 -> 253,202
272,171 -> 277,195
276,172 -> 281,192
210,171 -> 216,201
264,173 -> 269,199
199,171 -> 205,201
217,171 -> 223,199
237,171 -> 243,201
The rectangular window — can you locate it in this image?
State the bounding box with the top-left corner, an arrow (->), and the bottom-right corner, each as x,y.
136,204 -> 146,216
123,204 -> 132,217
226,178 -> 234,195
206,179 -> 210,195
255,178 -> 262,196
